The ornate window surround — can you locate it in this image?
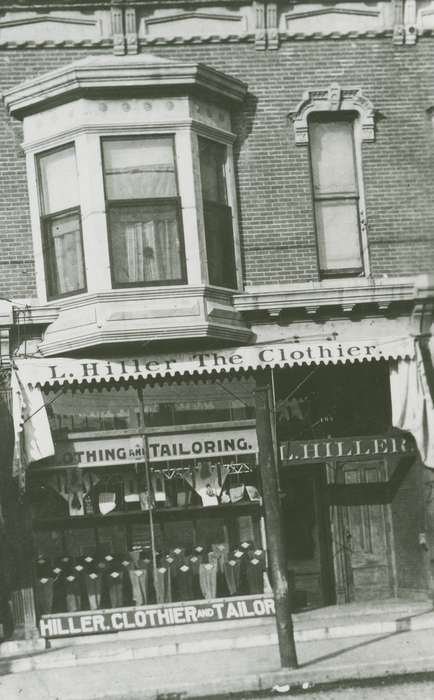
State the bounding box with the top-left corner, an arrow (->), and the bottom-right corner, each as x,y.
291,82 -> 376,146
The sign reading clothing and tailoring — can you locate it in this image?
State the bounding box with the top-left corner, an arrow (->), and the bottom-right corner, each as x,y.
39,595 -> 275,639
54,428 -> 258,467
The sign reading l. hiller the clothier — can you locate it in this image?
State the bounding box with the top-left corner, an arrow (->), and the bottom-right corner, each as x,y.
53,428 -> 258,467
280,433 -> 416,465
15,336 -> 412,388
39,595 -> 275,638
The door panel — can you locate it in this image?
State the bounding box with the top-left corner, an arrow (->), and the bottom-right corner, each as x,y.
338,460 -> 393,602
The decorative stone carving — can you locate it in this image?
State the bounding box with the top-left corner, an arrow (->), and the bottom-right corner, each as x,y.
125,7 -> 138,54
266,2 -> 279,49
392,0 -> 405,44
291,83 -> 376,145
111,6 -> 125,55
255,1 -> 266,49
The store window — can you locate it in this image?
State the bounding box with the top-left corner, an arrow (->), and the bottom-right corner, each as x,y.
30,376 -> 265,618
37,144 -> 86,299
199,137 -> 237,289
308,114 -> 363,276
102,136 -> 186,287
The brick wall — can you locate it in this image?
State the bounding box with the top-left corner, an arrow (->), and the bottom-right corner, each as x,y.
1,40 -> 434,298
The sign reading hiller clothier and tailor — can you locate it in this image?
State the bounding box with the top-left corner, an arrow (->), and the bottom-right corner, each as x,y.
39,595 -> 275,639
280,433 -> 417,465
15,336 -> 413,388
53,428 -> 258,468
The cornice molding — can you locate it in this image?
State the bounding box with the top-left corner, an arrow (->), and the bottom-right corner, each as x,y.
4,54 -> 248,119
234,277 -> 426,316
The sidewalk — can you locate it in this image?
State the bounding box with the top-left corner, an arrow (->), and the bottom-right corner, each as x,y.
2,600 -> 434,700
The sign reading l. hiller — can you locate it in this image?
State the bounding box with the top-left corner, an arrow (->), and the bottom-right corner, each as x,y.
280,433 -> 416,465
39,595 -> 275,638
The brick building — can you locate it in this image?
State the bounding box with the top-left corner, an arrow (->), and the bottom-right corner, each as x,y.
0,0 -> 433,654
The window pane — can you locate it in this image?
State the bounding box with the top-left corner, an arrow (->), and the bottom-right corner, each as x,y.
39,146 -> 79,214
199,138 -> 228,204
315,199 -> 362,272
46,212 -> 85,296
310,120 -> 357,195
203,202 -> 237,288
103,138 -> 177,200
109,202 -> 184,284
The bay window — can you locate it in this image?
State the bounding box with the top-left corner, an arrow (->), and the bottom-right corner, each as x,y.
38,144 -> 86,299
309,113 -> 364,276
102,136 -> 186,287
199,137 -> 237,289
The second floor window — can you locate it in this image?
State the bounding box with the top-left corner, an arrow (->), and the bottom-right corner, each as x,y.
38,145 -> 86,299
199,138 -> 237,289
102,136 -> 186,287
309,114 -> 363,277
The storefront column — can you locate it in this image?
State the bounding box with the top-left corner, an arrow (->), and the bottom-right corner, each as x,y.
254,370 -> 298,669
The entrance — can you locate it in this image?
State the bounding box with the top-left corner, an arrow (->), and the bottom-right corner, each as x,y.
281,465 -> 335,609
330,459 -> 396,603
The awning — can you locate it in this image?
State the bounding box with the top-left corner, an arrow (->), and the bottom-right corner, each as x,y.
14,335 -> 414,389
390,338 -> 434,469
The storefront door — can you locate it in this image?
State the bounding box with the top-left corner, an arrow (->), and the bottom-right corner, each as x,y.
281,466 -> 335,609
331,460 -> 395,603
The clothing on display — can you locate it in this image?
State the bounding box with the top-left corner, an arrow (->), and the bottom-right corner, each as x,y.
199,562 -> 217,599
35,577 -> 54,614
85,571 -> 102,610
224,559 -> 241,595
107,570 -> 124,608
65,575 -> 81,612
155,566 -> 171,604
246,558 -> 264,595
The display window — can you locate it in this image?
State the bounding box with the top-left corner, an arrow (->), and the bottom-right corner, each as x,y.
29,375 -> 266,621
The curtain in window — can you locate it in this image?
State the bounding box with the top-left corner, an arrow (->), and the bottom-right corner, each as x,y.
51,214 -> 84,294
125,218 -> 181,283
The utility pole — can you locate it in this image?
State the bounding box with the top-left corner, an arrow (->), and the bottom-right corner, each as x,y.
254,369 -> 298,669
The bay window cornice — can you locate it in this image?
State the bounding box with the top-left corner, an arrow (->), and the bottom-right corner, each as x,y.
3,54 -> 248,119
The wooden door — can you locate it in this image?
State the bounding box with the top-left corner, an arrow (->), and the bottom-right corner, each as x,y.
332,460 -> 395,603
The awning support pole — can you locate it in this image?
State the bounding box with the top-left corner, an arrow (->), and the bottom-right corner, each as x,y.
136,385 -> 158,592
254,369 -> 298,669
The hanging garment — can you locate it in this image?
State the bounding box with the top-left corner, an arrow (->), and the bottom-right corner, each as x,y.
183,465 -> 220,506
107,570 -> 124,608
85,572 -> 102,610
199,563 -> 217,600
152,472 -> 167,504
211,543 -> 229,574
229,485 -> 245,503
99,492 -> 117,515
248,549 -> 266,571
128,567 -> 149,605
35,577 -> 54,615
224,559 -> 241,595
65,575 -> 81,612
176,565 -> 194,601
124,475 -> 140,506
246,558 -> 264,595
188,555 -> 201,576
154,567 -> 171,604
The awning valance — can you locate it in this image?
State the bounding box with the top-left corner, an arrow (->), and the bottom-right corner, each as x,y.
14,336 -> 414,389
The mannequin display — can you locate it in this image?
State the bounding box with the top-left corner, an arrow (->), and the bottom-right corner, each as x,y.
106,568 -> 124,608
199,562 -> 217,599
176,564 -> 194,601
128,565 -> 149,605
224,558 -> 241,595
246,557 -> 264,594
35,575 -> 54,615
211,543 -> 229,573
154,566 -> 171,604
84,570 -> 102,610
248,548 -> 266,570
64,573 -> 81,612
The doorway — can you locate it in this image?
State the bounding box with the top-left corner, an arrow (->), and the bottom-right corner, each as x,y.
280,465 -> 335,609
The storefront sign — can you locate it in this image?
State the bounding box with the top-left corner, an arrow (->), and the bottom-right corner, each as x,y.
53,428 -> 258,467
39,595 -> 275,638
15,336 -> 413,388
280,433 -> 416,465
